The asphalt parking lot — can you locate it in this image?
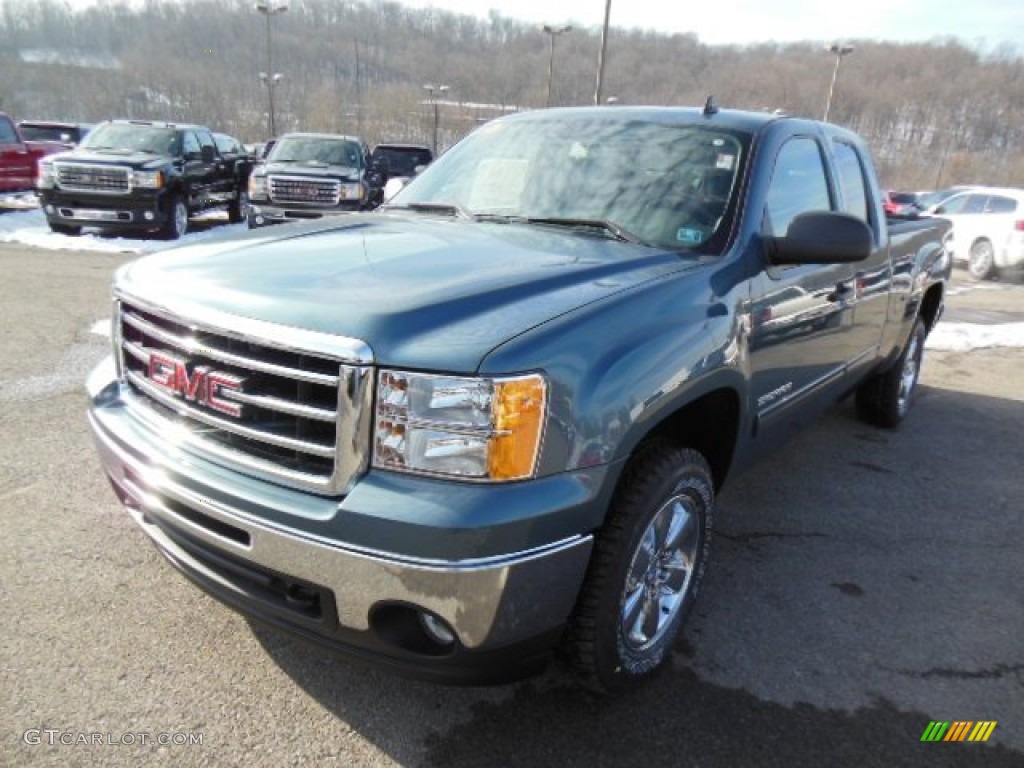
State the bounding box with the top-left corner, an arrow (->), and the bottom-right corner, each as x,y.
1,241 -> 1021,767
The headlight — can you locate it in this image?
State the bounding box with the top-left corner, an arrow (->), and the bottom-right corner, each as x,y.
338,182 -> 363,201
131,170 -> 163,189
37,161 -> 55,189
373,371 -> 547,481
249,174 -> 268,200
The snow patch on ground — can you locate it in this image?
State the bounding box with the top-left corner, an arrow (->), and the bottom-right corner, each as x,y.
926,322 -> 1024,351
0,206 -> 246,254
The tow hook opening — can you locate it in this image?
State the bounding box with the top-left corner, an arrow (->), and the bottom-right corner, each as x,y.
370,603 -> 458,657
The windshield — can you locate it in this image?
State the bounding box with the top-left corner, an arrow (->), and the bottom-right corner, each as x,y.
80,123 -> 177,154
392,114 -> 749,252
269,137 -> 362,167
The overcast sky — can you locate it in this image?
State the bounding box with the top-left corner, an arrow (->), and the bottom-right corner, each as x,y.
396,0 -> 1022,48
50,0 -> 1024,49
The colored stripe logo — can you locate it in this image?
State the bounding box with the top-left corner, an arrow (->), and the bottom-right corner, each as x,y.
921,721 -> 997,742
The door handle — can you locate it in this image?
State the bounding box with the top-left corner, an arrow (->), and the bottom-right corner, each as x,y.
827,282 -> 852,302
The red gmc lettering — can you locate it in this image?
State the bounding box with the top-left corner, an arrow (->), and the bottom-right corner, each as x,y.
205,372 -> 244,418
146,351 -> 244,418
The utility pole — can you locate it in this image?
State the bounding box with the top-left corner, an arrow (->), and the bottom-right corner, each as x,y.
423,84 -> 450,156
823,43 -> 854,122
541,24 -> 572,108
255,1 -> 288,137
594,0 -> 612,105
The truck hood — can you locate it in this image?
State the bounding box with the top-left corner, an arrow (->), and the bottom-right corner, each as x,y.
56,149 -> 167,169
260,161 -> 360,182
117,213 -> 702,372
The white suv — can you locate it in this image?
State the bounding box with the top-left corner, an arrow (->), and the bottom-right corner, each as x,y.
933,187 -> 1024,280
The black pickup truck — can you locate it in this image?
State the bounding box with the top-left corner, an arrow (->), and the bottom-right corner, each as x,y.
247,132 -> 385,227
87,106 -> 951,692
37,120 -> 249,238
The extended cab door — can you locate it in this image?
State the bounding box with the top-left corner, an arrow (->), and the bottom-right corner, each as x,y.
748,135 -> 858,431
196,129 -> 236,206
181,130 -> 221,209
0,115 -> 33,191
830,138 -> 893,373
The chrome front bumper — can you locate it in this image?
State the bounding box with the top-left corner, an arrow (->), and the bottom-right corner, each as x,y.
87,363 -> 594,656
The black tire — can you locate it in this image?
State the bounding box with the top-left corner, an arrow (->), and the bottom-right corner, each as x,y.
228,187 -> 248,224
856,317 -> 927,428
48,222 -> 81,236
967,239 -> 995,281
160,195 -> 189,240
566,441 -> 714,693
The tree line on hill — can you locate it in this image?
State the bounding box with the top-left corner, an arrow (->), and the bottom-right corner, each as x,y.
0,0 -> 1021,190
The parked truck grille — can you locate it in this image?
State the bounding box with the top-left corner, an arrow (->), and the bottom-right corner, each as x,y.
268,176 -> 341,205
56,163 -> 131,194
115,298 -> 373,495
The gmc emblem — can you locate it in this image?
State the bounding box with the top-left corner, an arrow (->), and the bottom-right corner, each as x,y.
147,351 -> 245,418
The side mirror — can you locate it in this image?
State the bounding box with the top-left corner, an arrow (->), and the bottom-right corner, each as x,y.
933,205 -> 946,215
200,145 -> 216,163
765,211 -> 872,265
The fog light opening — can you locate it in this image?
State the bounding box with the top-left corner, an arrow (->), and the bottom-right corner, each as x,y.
143,211 -> 155,221
419,611 -> 456,647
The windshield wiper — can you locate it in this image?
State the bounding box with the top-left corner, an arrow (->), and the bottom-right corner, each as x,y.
387,202 -> 473,220
524,216 -> 645,245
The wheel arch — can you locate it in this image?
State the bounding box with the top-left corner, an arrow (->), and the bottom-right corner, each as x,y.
919,282 -> 943,332
626,386 -> 742,492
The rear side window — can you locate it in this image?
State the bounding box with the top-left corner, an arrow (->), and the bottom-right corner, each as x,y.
764,137 -> 832,237
832,141 -> 870,223
987,196 -> 1017,214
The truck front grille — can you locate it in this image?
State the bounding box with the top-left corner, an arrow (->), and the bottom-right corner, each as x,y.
116,298 -> 373,496
268,175 -> 341,205
56,163 -> 130,194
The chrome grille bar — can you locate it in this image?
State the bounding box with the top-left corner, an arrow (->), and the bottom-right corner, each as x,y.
122,311 -> 339,387
55,162 -> 131,194
123,341 -> 338,423
126,371 -> 337,459
115,294 -> 375,496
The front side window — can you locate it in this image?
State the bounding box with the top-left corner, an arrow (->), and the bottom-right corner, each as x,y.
394,115 -> 750,253
182,132 -> 201,157
763,137 -> 832,237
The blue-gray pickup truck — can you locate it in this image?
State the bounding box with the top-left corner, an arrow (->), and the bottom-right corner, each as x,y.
87,105 -> 951,692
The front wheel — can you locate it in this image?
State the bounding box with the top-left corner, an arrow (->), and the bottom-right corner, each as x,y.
967,239 -> 995,281
228,188 -> 248,223
566,442 -> 714,693
856,317 -> 927,428
160,195 -> 189,240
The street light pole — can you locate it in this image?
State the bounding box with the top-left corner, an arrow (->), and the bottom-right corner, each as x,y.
823,42 -> 854,123
255,1 -> 288,137
423,83 -> 450,156
541,24 -> 572,108
594,0 -> 612,105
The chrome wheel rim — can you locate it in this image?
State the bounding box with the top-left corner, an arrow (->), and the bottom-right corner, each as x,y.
174,202 -> 188,237
897,332 -> 921,416
621,491 -> 701,651
968,242 -> 993,278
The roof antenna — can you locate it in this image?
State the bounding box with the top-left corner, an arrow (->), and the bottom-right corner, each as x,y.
703,95 -> 718,117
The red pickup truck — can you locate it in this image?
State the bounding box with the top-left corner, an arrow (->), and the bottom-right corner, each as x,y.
0,112 -> 65,194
